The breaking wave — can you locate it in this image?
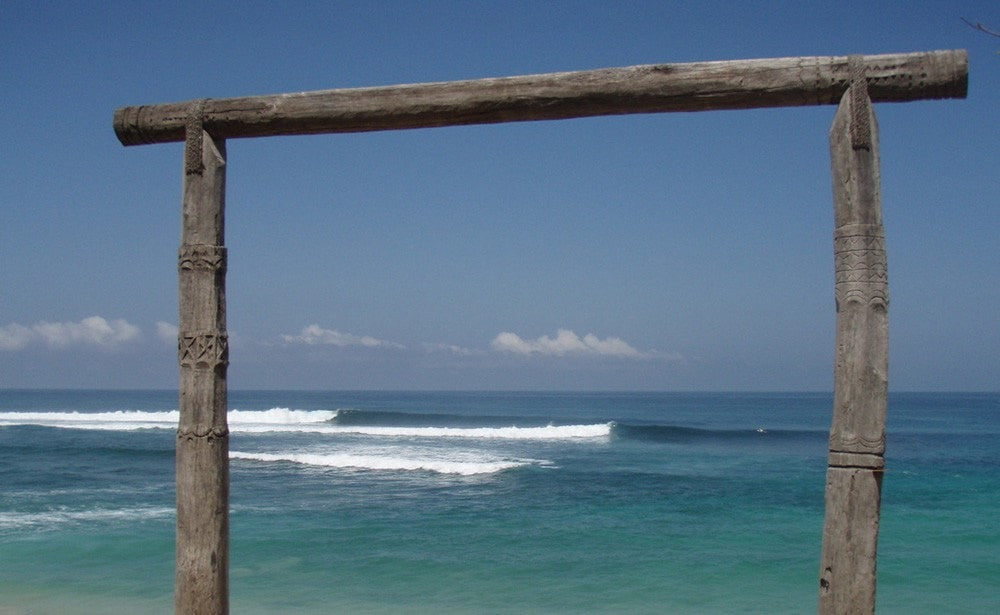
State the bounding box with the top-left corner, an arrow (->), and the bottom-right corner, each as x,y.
230,451 -> 545,475
0,408 -> 610,440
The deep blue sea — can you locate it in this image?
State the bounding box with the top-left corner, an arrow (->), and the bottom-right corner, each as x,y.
1,390 -> 997,614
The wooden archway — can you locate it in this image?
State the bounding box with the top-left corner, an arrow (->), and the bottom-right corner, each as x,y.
114,50 -> 967,614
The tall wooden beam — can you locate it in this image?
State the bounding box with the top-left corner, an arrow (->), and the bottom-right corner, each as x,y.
176,108 -> 229,615
819,59 -> 888,614
115,50 -> 966,145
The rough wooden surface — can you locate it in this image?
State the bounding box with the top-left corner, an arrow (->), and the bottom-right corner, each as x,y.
819,468 -> 883,613
114,50 -> 966,145
819,76 -> 888,615
176,127 -> 229,615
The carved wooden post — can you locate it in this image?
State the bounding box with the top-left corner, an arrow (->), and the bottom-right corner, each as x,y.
819,60 -> 888,614
176,102 -> 229,615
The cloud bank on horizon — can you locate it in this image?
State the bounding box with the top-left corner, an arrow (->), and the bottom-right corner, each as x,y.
491,329 -> 660,359
1,317 -> 673,362
281,324 -> 405,349
0,316 -> 140,351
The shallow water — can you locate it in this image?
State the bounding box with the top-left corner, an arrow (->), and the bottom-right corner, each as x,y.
1,390 -> 996,613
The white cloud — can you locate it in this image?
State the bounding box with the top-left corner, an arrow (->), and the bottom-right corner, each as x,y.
282,324 -> 404,349
0,323 -> 33,351
491,329 -> 654,358
156,321 -> 179,344
423,342 -> 485,356
0,316 -> 141,351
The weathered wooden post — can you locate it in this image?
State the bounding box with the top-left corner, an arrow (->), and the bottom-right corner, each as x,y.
819,59 -> 888,614
176,103 -> 229,615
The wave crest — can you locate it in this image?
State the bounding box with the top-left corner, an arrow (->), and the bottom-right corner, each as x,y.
230,451 -> 542,475
0,409 -> 610,440
0,408 -> 338,431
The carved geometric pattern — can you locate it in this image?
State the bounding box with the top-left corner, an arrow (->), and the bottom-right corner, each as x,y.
184,99 -> 207,175
178,332 -> 229,368
177,426 -> 229,439
830,430 -> 887,455
178,244 -> 227,272
848,55 -> 872,150
835,224 -> 888,306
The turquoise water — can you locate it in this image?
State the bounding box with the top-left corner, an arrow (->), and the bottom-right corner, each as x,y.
1,391 -> 997,613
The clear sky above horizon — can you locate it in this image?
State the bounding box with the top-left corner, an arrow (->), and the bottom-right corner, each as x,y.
1,1 -> 997,391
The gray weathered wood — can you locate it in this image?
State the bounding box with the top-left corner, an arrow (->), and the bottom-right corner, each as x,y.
819,68 -> 888,615
819,467 -> 883,613
176,124 -> 229,615
114,50 -> 966,145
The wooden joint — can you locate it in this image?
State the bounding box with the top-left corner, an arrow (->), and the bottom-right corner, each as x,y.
184,99 -> 208,175
848,56 -> 872,150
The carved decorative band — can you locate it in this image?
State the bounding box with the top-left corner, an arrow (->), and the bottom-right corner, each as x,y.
179,244 -> 227,272
177,426 -> 229,439
835,224 -> 887,306
829,430 -> 886,455
178,332 -> 229,368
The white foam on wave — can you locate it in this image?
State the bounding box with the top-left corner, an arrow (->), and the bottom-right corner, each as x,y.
230,408 -> 339,424
0,410 -> 180,431
229,408 -> 339,429
0,407 -> 338,431
0,506 -> 174,531
0,409 -> 610,440
230,450 -> 542,476
268,423 -> 613,440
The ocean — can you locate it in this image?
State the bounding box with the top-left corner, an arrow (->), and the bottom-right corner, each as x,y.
0,390 -> 996,614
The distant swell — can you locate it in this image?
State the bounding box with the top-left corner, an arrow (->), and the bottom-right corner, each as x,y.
0,409 -> 822,443
0,409 -> 610,440
299,423 -> 610,439
333,408 -> 533,427
613,423 -> 828,443
0,410 -> 180,431
230,451 -> 541,475
0,408 -> 337,432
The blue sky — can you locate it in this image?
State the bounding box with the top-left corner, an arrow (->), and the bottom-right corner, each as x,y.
1,1 -> 997,390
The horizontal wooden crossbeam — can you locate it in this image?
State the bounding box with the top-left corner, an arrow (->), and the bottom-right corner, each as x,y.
114,50 -> 967,146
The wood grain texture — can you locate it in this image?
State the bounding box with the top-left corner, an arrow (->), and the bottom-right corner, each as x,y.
819,84 -> 888,615
115,50 -> 967,145
819,468 -> 883,614
176,129 -> 229,615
